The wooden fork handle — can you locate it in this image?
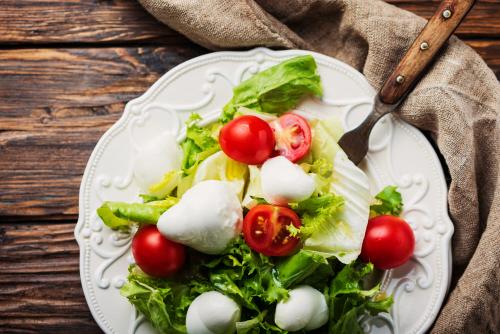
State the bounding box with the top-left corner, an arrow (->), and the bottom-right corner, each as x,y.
379,0 -> 477,105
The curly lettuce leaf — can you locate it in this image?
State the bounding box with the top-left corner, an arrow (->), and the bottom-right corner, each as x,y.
119,243 -> 391,333
290,193 -> 345,238
97,197 -> 178,229
327,263 -> 393,334
120,266 -> 211,334
300,157 -> 334,195
221,55 -> 323,122
370,186 -> 403,217
115,238 -> 282,332
204,239 -> 288,308
236,311 -> 287,334
181,114 -> 221,175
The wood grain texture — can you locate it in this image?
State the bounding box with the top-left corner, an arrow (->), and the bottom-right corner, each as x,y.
0,222 -> 100,333
0,46 -> 206,218
0,0 -> 498,44
389,0 -> 500,38
466,40 -> 500,78
0,0 -> 179,45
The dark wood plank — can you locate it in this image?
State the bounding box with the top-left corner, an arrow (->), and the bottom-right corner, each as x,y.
466,40 -> 500,78
0,0 -> 498,44
388,0 -> 500,38
0,46 -> 207,218
0,0 -> 180,45
0,222 -> 100,333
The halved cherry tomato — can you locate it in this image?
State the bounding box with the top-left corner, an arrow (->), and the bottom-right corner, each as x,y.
219,115 -> 275,165
270,113 -> 311,162
243,204 -> 301,256
132,225 -> 185,278
361,215 -> 415,270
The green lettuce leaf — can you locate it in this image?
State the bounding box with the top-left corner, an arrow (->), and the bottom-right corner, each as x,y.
277,249 -> 332,289
304,116 -> 373,264
370,186 -> 403,217
290,193 -> 345,238
221,55 -> 323,122
193,151 -> 248,199
327,263 -> 393,334
120,266 -> 211,334
204,239 -> 288,308
97,197 -> 178,229
120,244 -> 392,333
234,106 -> 278,122
242,166 -> 265,209
302,157 -> 334,195
139,194 -> 162,203
310,116 -> 343,164
148,170 -> 182,198
181,114 -> 221,175
118,238 -> 290,332
236,311 -> 287,334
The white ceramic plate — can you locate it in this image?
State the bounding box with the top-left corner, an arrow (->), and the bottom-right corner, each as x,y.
75,48 -> 453,334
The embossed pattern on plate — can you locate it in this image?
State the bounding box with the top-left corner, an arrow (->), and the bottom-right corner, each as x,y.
75,48 -> 453,334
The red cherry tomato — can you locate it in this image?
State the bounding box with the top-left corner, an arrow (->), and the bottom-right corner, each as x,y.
270,113 -> 311,162
132,225 -> 185,277
243,204 -> 301,257
361,215 -> 415,270
219,115 -> 275,165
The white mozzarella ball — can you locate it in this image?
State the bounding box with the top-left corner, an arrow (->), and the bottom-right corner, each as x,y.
274,285 -> 328,331
157,180 -> 242,254
186,291 -> 241,334
261,156 -> 315,205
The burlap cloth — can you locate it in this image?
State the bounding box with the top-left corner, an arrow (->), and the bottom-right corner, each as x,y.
138,0 -> 499,332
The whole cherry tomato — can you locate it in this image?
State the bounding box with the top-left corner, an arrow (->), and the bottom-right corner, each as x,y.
243,204 -> 301,256
361,215 -> 415,270
219,115 -> 275,165
270,113 -> 311,162
132,225 -> 185,277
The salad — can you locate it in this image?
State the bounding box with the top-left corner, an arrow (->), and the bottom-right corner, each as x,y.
97,55 -> 415,334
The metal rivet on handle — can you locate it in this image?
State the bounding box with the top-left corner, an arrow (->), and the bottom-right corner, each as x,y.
396,75 -> 405,84
420,42 -> 429,50
442,9 -> 452,19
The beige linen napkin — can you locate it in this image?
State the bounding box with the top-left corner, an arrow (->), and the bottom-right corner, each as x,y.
138,0 -> 500,332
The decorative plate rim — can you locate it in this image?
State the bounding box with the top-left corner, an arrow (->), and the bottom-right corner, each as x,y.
75,47 -> 454,334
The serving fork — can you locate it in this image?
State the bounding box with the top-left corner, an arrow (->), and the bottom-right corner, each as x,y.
338,0 -> 477,164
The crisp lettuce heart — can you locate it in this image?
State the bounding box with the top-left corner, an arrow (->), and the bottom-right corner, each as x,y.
310,115 -> 343,162
193,151 -> 248,199
303,117 -> 371,264
148,170 -> 182,198
241,165 -> 265,209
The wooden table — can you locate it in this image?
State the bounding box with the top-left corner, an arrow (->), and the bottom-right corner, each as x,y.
0,1 -> 498,332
